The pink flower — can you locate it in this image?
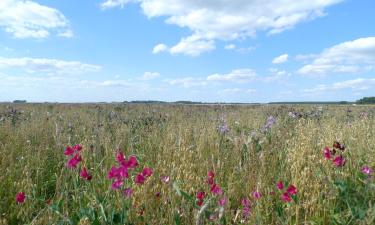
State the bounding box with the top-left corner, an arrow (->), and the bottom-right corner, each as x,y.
126,155 -> 138,168
108,166 -> 119,179
218,197 -> 227,206
286,185 -> 297,195
111,179 -> 123,189
116,152 -> 126,164
207,171 -> 215,185
73,144 -> 82,151
142,167 -> 153,177
161,175 -> 170,183
241,198 -> 251,207
64,146 -> 74,155
123,188 -> 133,198
16,192 -> 26,204
241,198 -> 251,218
276,181 -> 284,190
323,147 -> 332,160
281,192 -> 292,202
210,183 -> 223,195
333,155 -> 345,167
118,166 -> 129,179
66,153 -> 82,169
80,167 -> 92,181
252,191 -> 261,200
196,191 -> 206,206
135,173 -> 146,185
361,166 -> 373,175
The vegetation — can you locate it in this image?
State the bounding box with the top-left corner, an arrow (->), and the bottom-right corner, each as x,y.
0,103 -> 374,224
357,97 -> 375,104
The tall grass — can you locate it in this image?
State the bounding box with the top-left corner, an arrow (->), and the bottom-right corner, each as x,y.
0,103 -> 374,224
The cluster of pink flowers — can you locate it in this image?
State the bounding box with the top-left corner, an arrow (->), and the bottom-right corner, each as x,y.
323,141 -> 346,167
241,198 -> 251,218
196,171 -> 226,207
108,151 -> 153,197
64,144 -> 92,181
276,181 -> 297,202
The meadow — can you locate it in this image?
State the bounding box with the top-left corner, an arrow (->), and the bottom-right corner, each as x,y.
0,103 -> 374,225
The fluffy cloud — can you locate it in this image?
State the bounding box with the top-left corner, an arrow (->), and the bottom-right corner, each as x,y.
298,37 -> 375,76
152,44 -> 169,54
103,0 -> 342,56
140,71 -> 160,80
101,0 -> 131,9
0,57 -> 101,75
303,78 -> 375,93
207,69 -> 257,83
220,88 -> 256,94
166,77 -> 207,88
0,0 -> 73,39
272,54 -> 289,64
263,68 -> 291,82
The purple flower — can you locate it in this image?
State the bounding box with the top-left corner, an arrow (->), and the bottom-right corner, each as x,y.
361,166 -> 373,175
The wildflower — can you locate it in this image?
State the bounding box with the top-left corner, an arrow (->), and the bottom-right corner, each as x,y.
108,166 -> 119,179
123,188 -> 133,198
333,155 -> 346,167
241,198 -> 251,218
218,197 -> 227,206
118,166 -> 129,179
141,167 -> 153,177
67,153 -> 82,169
116,152 -> 126,164
333,141 -> 345,151
196,191 -> 206,206
111,179 -> 123,189
241,198 -> 251,207
16,192 -> 26,204
276,181 -> 284,190
135,173 -> 146,185
73,144 -> 82,151
361,166 -> 373,175
207,171 -> 215,185
281,192 -> 292,202
210,183 -> 223,195
80,167 -> 92,181
286,185 -> 297,195
263,116 -> 276,130
323,147 -> 332,160
64,146 -> 74,155
252,191 -> 261,200
126,155 -> 138,168
161,175 -> 170,183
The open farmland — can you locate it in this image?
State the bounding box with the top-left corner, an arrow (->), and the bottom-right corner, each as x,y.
0,103 -> 374,225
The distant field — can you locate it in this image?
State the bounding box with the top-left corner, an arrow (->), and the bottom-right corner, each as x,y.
0,103 -> 374,224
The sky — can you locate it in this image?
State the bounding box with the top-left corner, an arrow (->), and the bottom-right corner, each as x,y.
0,0 -> 374,103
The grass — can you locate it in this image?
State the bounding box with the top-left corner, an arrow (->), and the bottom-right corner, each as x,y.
0,103 -> 374,224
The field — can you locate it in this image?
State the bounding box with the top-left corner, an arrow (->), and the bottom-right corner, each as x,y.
0,103 -> 374,225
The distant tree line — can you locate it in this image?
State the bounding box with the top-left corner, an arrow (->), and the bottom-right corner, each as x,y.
356,97 -> 375,104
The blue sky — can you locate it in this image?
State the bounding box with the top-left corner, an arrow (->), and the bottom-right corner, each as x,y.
0,0 -> 374,103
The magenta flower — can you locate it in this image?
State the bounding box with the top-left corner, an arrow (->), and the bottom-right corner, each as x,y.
126,155 -> 138,168
108,166 -> 119,179
16,192 -> 26,204
323,147 -> 332,160
281,192 -> 292,202
241,198 -> 251,207
135,173 -> 146,185
210,183 -> 223,195
80,167 -> 92,181
118,166 -> 129,179
123,188 -> 133,198
161,175 -> 170,183
141,167 -> 153,177
333,155 -> 345,167
241,198 -> 251,218
286,185 -> 297,195
66,153 -> 82,169
196,191 -> 206,206
64,146 -> 74,155
252,191 -> 261,200
361,166 -> 373,175
218,197 -> 227,206
111,179 -> 123,189
73,144 -> 82,151
276,181 -> 284,190
207,171 -> 215,185
116,152 -> 126,164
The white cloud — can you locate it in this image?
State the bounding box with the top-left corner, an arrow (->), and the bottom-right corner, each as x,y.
0,57 -> 101,75
166,77 -> 207,88
140,71 -> 160,80
224,44 -> 255,54
169,35 -> 215,56
263,68 -> 291,82
225,44 -> 236,50
152,43 -> 169,54
220,88 -> 256,94
0,0 -> 72,39
207,69 -> 257,83
272,54 -> 289,64
303,78 -> 375,93
298,37 -> 375,76
101,0 -> 131,9
102,0 -> 342,56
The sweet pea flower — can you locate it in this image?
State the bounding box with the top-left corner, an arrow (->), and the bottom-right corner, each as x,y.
135,173 -> 146,185
72,144 -> 82,151
276,181 -> 284,190
123,188 -> 133,198
66,153 -> 82,169
333,155 -> 346,167
281,192 -> 292,202
16,192 -> 26,204
80,167 -> 92,181
361,166 -> 373,175
218,197 -> 227,206
126,155 -> 138,168
111,179 -> 123,189
323,147 -> 332,160
116,152 -> 126,164
64,146 -> 74,156
141,167 -> 153,177
207,171 -> 215,185
252,191 -> 261,200
210,183 -> 223,195
286,185 -> 297,195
